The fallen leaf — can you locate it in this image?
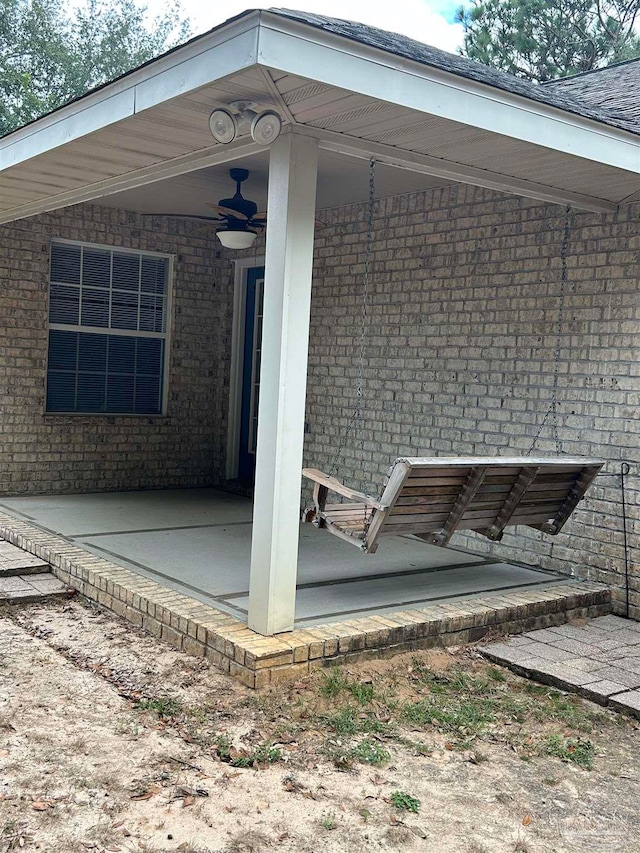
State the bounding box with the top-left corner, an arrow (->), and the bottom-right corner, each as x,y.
523,815 -> 532,827
32,801 -> 53,811
278,732 -> 297,744
130,792 -> 154,801
177,786 -> 209,798
182,795 -> 195,807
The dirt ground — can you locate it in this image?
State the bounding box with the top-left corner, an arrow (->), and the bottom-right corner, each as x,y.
1,598 -> 639,853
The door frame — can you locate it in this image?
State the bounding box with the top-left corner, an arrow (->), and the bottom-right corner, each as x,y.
226,256 -> 266,480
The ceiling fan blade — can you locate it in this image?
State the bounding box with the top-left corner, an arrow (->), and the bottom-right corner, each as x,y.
253,211 -> 267,219
206,203 -> 249,221
192,223 -> 221,233
156,213 -> 223,222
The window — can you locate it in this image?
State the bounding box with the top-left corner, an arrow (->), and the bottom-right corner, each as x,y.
46,240 -> 170,415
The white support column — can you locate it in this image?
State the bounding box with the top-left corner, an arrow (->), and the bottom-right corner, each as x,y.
247,129 -> 318,636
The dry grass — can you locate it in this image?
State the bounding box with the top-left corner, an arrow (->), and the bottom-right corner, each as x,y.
2,599 -> 640,853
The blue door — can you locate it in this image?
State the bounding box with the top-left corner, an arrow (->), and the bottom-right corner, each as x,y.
238,266 -> 265,482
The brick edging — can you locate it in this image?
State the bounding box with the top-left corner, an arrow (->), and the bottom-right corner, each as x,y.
0,510 -> 612,688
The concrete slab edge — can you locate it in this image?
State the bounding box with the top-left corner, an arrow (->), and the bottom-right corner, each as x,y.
0,510 -> 612,689
0,562 -> 51,578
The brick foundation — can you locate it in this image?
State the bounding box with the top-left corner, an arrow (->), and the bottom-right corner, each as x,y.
0,510 -> 612,688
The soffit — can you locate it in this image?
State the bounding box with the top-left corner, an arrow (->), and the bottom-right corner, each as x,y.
0,11 -> 638,223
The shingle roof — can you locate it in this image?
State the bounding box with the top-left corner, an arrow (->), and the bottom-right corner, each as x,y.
271,8 -> 640,136
545,59 -> 640,131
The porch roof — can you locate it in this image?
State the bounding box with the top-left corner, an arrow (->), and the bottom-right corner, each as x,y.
1,7 -> 639,224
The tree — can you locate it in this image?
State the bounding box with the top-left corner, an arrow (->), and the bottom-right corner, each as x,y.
0,0 -> 190,136
455,0 -> 640,81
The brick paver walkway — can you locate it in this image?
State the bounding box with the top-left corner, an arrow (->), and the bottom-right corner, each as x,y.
484,615 -> 640,719
0,537 -> 67,602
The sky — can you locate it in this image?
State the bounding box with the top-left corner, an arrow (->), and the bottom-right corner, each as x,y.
154,0 -> 466,54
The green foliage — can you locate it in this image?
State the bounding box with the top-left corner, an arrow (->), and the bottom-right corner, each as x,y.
319,668 -> 376,704
402,695 -> 497,735
544,733 -> 595,768
522,683 -> 604,731
136,696 -> 182,718
0,0 -> 191,135
320,812 -> 338,830
455,0 -> 640,80
390,790 -> 421,813
213,734 -> 283,767
322,705 -> 393,737
349,738 -> 391,765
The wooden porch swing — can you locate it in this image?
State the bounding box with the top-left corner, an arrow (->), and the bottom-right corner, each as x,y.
303,457 -> 603,553
302,164 -> 603,553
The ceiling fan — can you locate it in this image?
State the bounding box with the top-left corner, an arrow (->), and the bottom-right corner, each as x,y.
170,168 -> 266,249
163,167 -> 325,250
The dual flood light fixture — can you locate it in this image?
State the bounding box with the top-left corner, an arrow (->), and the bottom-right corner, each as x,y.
208,101 -> 282,249
209,100 -> 283,147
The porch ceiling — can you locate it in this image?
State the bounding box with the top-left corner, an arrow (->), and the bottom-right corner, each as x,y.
94,149 -> 451,217
0,9 -> 638,224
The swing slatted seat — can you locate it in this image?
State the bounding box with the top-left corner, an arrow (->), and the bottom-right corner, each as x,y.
303,457 -> 603,554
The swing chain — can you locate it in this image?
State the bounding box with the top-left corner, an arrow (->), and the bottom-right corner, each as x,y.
528,204 -> 571,455
356,158 -> 376,472
329,158 -> 376,496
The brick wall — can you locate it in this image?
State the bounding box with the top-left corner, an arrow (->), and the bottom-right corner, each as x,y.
304,184 -> 639,618
0,204 -> 235,494
0,185 -> 637,617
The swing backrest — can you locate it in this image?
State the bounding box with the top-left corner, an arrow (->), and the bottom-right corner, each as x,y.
364,456 -> 604,550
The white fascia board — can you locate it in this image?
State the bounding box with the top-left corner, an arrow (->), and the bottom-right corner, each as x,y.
0,13 -> 261,170
257,15 -> 640,175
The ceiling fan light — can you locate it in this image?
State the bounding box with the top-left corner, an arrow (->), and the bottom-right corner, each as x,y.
216,229 -> 258,250
251,110 -> 282,145
209,109 -> 237,144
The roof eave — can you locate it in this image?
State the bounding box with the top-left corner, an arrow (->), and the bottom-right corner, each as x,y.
257,10 -> 640,175
0,10 -> 263,168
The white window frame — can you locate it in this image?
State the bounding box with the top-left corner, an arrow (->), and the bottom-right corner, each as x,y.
226,256 -> 265,479
45,237 -> 174,417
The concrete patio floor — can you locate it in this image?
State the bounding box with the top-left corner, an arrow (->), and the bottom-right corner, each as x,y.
0,487 -> 572,628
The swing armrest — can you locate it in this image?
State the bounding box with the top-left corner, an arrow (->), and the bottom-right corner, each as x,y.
302,469 -> 386,511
